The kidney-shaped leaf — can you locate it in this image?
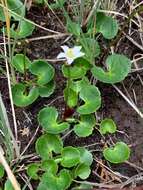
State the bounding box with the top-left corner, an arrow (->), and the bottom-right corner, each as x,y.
100,118 -> 117,135
30,60 -> 55,85
36,134 -> 63,160
77,85 -> 101,114
92,54 -> 131,84
74,114 -> 96,137
10,20 -> 35,39
75,164 -> 91,179
11,54 -> 31,73
78,147 -> 93,166
38,80 -> 55,97
96,12 -> 118,39
38,106 -> 69,134
62,58 -> 91,79
103,142 -> 130,164
61,146 -> 80,168
12,83 -> 39,107
27,163 -> 40,180
41,160 -> 58,175
37,169 -> 72,190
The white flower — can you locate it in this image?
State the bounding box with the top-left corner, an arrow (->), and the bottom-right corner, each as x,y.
57,45 -> 85,65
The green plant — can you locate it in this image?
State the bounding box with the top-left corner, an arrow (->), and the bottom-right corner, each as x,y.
0,1 -> 134,189
12,56 -> 55,107
99,118 -> 117,135
0,0 -> 25,21
26,41 -> 131,188
0,164 -> 4,179
0,0 -> 35,39
0,93 -> 19,161
25,6 -> 132,186
27,133 -> 93,190
103,142 -> 131,163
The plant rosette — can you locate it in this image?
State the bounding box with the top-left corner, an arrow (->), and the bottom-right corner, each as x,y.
27,134 -> 93,190
12,56 -> 55,107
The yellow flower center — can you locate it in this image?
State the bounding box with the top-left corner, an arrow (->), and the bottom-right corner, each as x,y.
66,49 -> 75,58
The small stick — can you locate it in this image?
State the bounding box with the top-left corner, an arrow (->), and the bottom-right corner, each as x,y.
3,30 -> 19,152
112,84 -> 143,118
20,126 -> 40,157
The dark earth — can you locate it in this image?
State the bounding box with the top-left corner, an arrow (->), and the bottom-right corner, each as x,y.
0,1 -> 143,190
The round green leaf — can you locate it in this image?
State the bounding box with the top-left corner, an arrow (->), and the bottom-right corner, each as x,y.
103,142 -> 131,164
92,54 -> 131,84
57,169 -> 72,190
75,164 -> 91,179
62,58 -> 91,79
77,85 -> 101,114
0,164 -> 4,178
27,163 -> 39,180
96,12 -> 118,39
38,80 -> 55,97
11,54 -> 31,73
10,20 -> 35,39
41,160 -> 58,175
74,114 -> 96,137
37,169 -> 72,190
0,0 -> 25,21
12,83 -> 39,107
38,106 -> 69,134
100,118 -> 117,135
61,147 -> 80,168
29,60 -> 55,85
36,134 -> 63,160
78,147 -> 93,166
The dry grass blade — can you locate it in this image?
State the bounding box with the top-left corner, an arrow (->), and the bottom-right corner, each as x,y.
0,93 -> 19,160
2,30 -> 20,157
0,3 -> 62,34
112,84 -> 143,119
0,145 -> 21,190
100,0 -> 118,12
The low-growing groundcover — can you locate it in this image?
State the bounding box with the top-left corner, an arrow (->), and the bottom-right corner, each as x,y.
0,0 -> 143,190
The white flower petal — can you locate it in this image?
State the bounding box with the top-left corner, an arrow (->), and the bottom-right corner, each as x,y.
78,52 -> 85,57
61,45 -> 69,53
57,52 -> 66,59
74,51 -> 85,59
57,45 -> 85,64
73,47 -> 84,58
67,58 -> 74,65
73,46 -> 82,52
